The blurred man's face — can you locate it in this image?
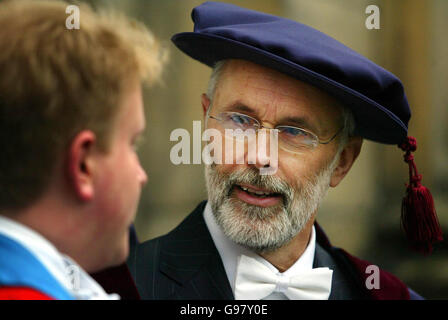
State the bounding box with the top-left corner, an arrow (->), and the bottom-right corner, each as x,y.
93,82 -> 147,266
204,60 -> 343,252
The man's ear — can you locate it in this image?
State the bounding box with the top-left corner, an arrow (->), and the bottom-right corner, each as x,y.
66,130 -> 97,201
201,93 -> 211,117
330,136 -> 363,188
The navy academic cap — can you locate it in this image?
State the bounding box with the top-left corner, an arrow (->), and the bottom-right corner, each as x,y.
172,1 -> 410,145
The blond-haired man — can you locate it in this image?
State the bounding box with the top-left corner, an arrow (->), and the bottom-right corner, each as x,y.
0,0 -> 165,300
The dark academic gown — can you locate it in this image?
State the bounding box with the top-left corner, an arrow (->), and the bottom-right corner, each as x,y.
90,226 -> 141,300
127,201 -> 422,300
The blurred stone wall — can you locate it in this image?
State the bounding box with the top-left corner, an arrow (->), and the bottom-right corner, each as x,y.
89,0 -> 447,298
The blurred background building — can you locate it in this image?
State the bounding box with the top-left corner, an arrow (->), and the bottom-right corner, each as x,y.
85,0 -> 447,298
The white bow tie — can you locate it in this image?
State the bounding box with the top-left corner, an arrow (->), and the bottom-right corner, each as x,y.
234,255 -> 333,300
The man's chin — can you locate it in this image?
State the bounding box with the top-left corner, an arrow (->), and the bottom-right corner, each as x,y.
213,202 -> 292,249
223,194 -> 285,220
107,233 -> 130,269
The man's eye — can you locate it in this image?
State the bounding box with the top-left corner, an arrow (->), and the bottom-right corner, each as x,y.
281,127 -> 307,137
132,135 -> 145,151
229,114 -> 252,125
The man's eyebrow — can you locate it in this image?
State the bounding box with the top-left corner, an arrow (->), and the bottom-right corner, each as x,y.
224,103 -> 255,114
134,126 -> 146,138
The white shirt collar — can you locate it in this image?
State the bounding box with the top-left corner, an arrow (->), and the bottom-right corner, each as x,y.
203,201 -> 316,299
0,215 -> 119,300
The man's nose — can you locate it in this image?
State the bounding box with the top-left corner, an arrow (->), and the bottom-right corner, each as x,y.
250,128 -> 279,173
138,164 -> 148,186
253,132 -> 270,169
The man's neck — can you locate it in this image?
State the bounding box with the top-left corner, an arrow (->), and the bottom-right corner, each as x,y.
2,197 -> 94,272
258,217 -> 315,272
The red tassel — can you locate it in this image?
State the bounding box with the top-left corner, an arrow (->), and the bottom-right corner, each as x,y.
399,136 -> 443,254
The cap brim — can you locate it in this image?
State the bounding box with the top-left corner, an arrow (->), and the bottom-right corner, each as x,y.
172,32 -> 408,144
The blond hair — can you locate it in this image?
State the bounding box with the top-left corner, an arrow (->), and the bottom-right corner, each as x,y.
0,0 -> 166,210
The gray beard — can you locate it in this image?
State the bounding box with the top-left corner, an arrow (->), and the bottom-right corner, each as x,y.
204,158 -> 338,253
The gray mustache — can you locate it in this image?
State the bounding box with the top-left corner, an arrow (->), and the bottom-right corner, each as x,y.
226,167 -> 293,200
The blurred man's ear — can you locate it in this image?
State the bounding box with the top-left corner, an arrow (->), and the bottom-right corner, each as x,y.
67,130 -> 97,201
201,93 -> 211,117
330,136 -> 363,188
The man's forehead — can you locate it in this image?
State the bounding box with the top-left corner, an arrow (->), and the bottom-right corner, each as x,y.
117,82 -> 145,130
217,60 -> 343,126
223,60 -> 291,83
221,60 -> 338,101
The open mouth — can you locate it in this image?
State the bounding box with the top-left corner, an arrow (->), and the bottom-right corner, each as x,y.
232,183 -> 283,207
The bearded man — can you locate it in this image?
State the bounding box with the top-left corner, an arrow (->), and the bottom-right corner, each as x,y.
129,2 -> 441,300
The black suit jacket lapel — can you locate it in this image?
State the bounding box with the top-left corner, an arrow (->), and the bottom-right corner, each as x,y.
158,201 -> 234,299
313,222 -> 369,300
